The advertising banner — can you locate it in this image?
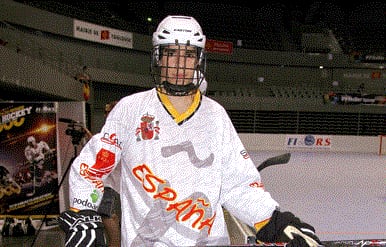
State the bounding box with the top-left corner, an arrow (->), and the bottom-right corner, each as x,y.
323,92 -> 385,105
285,134 -> 332,150
73,19 -> 133,49
0,102 -> 59,236
205,39 -> 233,54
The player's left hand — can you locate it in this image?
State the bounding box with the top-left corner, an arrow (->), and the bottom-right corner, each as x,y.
284,224 -> 321,247
255,210 -> 321,247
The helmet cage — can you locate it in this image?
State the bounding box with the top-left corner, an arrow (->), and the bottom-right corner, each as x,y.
151,43 -> 206,96
151,15 -> 206,96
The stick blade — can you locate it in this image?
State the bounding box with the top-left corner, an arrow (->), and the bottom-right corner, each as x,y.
256,152 -> 291,172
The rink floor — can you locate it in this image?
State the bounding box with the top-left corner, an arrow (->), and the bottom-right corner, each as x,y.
1,151 -> 385,246
249,151 -> 385,242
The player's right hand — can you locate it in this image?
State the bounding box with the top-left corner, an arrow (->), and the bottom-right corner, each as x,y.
58,209 -> 107,247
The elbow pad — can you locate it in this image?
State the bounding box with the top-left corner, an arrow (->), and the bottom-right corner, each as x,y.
97,186 -> 120,218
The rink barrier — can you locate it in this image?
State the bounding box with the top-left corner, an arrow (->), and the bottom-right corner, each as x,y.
239,134 -> 380,154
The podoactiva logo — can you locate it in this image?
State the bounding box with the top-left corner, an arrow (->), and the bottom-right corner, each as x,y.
72,197 -> 98,210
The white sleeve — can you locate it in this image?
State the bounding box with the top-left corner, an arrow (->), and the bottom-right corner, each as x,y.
219,112 -> 279,226
68,103 -> 126,211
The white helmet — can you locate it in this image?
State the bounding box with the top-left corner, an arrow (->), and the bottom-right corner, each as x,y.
27,136 -> 36,144
151,15 -> 207,96
152,15 -> 206,48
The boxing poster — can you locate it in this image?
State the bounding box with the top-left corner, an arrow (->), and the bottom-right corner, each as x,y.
0,102 -> 59,235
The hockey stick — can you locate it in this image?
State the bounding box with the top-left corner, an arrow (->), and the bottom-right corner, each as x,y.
256,152 -> 291,172
251,239 -> 386,246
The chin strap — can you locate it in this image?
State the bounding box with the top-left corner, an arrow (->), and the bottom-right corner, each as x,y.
161,81 -> 197,96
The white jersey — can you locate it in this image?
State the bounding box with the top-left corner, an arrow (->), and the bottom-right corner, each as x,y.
68,88 -> 279,246
25,141 -> 51,163
103,161 -> 121,193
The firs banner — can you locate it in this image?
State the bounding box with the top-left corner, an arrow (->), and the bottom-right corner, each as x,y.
0,102 -> 59,220
285,134 -> 331,150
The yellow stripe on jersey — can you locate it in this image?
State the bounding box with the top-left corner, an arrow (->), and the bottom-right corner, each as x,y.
254,217 -> 270,232
158,90 -> 201,124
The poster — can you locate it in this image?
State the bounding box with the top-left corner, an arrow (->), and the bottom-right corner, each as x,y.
0,102 -> 59,235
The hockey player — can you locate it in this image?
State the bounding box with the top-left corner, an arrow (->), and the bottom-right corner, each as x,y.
24,136 -> 52,196
24,136 -> 52,165
58,15 -> 321,246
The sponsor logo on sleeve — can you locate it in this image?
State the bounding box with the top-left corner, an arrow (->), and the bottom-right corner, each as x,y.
72,190 -> 100,210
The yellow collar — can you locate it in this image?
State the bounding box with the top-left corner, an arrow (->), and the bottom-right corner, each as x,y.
158,90 -> 201,124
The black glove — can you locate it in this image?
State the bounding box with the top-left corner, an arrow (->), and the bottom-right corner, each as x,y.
255,210 -> 321,247
58,209 -> 107,247
284,224 -> 321,247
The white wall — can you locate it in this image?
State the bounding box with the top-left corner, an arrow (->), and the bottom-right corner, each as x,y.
0,47 -> 83,101
239,133 -> 381,154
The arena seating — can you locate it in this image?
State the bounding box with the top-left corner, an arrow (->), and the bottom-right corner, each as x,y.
17,0 -> 384,55
2,0 -> 384,136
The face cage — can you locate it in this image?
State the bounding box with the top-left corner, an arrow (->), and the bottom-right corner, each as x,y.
151,45 -> 206,96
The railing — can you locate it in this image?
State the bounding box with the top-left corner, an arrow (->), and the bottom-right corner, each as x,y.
227,110 -> 385,136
